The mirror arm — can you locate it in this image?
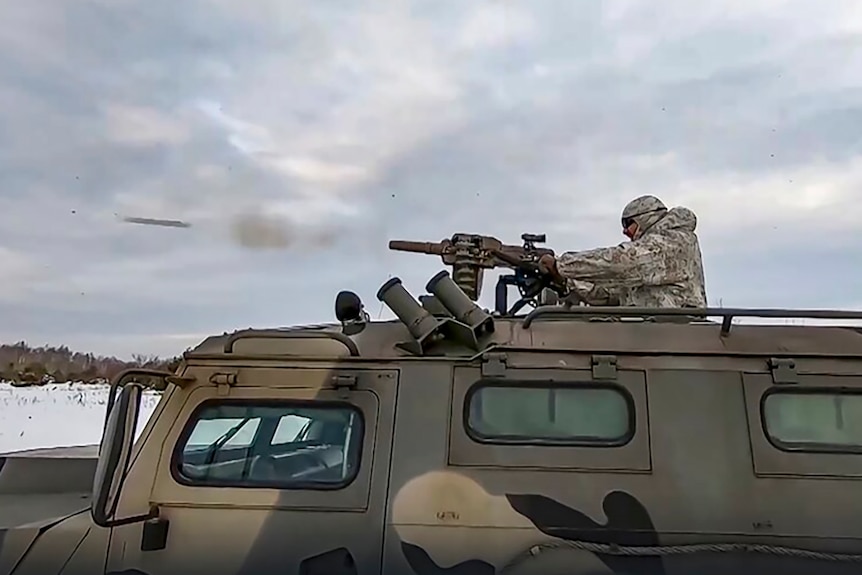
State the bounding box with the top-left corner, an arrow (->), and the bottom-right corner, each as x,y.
104,368 -> 176,430
93,506 -> 159,529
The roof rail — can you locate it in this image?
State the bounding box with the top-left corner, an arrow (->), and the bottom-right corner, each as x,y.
521,306 -> 862,335
223,329 -> 360,356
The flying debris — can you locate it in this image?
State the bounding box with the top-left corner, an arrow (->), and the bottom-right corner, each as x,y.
121,216 -> 192,228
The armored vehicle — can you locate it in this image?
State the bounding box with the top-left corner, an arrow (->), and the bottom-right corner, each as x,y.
3,233 -> 862,575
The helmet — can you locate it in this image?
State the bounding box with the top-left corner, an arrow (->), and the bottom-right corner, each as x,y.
621,195 -> 667,240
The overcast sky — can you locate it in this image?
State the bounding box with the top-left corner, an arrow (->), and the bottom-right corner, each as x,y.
1,0 -> 861,359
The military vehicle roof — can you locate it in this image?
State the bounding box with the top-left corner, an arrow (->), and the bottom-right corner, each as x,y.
183,307 -> 862,362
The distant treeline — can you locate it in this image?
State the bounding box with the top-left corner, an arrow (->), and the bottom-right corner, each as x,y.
0,341 -> 182,386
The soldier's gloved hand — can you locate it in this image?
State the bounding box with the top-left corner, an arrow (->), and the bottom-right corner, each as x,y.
538,254 -> 568,289
537,254 -> 557,275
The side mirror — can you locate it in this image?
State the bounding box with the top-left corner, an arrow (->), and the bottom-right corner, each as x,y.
91,383 -> 148,528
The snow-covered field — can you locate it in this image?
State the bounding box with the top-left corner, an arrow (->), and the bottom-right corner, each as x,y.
0,382 -> 160,454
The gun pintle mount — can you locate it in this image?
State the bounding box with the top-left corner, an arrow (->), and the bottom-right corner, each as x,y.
388,232 -> 569,316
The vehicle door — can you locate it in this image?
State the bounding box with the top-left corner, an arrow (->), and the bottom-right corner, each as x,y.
105,366 -> 397,575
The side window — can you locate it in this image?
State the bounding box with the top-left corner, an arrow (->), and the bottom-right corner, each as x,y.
466,383 -> 633,445
172,401 -> 364,489
762,390 -> 862,452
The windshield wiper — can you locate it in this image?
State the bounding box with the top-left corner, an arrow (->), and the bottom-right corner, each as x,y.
203,418 -> 251,465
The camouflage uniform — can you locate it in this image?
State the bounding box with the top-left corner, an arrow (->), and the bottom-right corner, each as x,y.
556,195 -> 708,308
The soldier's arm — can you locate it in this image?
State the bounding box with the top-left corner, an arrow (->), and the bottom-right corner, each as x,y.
568,279 -> 621,306
556,239 -> 676,289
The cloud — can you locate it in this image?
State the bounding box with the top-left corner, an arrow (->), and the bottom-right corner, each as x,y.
1,0 -> 861,358
102,104 -> 192,147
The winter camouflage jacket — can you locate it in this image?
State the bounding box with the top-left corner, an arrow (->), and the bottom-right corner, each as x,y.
556,205 -> 708,308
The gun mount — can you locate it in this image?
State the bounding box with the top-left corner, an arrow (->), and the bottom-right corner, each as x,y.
389,232 -> 570,316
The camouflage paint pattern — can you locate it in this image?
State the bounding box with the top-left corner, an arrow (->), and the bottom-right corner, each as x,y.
557,196 -> 708,308
3,301 -> 862,575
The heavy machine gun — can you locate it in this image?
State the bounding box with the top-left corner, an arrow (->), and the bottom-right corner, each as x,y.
389,232 -> 570,316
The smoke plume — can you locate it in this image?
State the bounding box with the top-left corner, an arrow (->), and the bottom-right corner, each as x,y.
229,212 -> 339,250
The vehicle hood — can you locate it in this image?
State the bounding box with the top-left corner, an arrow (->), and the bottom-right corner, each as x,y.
0,446 -> 97,575
0,508 -> 89,575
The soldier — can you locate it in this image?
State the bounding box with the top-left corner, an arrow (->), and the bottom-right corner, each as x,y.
538,195 -> 708,308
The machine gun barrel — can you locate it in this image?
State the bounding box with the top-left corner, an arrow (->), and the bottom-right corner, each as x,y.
388,240 -> 449,256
